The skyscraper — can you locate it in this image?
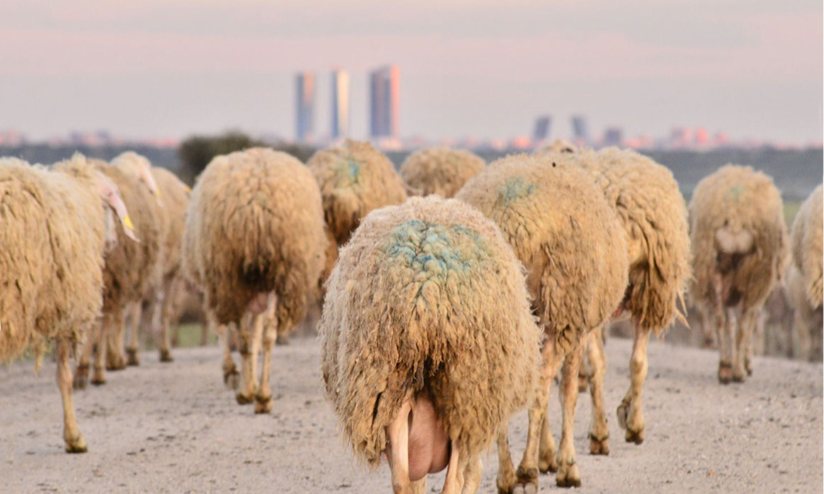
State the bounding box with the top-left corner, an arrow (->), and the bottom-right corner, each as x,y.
295,72 -> 315,142
533,115 -> 552,142
571,115 -> 590,145
330,69 -> 349,139
369,65 -> 399,139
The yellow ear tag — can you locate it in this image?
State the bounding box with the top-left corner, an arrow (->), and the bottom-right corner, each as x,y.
124,215 -> 135,230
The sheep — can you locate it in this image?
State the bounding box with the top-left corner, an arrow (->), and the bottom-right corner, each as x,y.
307,139 -> 407,247
690,164 -> 789,383
120,164 -> 191,365
73,158 -> 162,387
786,185 -> 823,361
320,195 -> 542,494
456,153 -> 628,490
186,147 -> 325,412
399,147 -> 485,198
0,154 -> 136,453
534,139 -> 578,155
570,147 -> 691,450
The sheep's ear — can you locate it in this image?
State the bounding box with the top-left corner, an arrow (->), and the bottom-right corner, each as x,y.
103,208 -> 119,250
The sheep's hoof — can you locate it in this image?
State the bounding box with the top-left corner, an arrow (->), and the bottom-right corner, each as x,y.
589,433 -> 609,455
126,348 -> 140,367
511,465 -> 538,494
65,435 -> 87,454
616,400 -> 629,430
539,448 -> 558,473
556,462 -> 581,488
223,368 -> 240,390
718,361 -> 733,385
745,358 -> 753,376
73,365 -> 89,390
159,349 -> 173,363
91,367 -> 106,386
236,392 -> 254,405
625,427 -> 644,445
275,333 -> 290,346
106,355 -> 126,371
254,394 -> 273,414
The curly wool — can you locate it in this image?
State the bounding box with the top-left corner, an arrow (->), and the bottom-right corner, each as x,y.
0,155 -> 106,361
399,147 -> 485,198
571,147 -> 691,334
790,185 -> 823,307
188,147 -> 326,330
307,139 -> 407,245
321,196 -> 541,465
152,167 -> 190,282
457,153 -> 628,352
689,164 -> 788,311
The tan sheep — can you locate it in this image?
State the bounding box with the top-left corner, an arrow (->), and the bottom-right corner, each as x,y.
534,139 -> 578,155
786,185 -> 823,361
571,147 -> 691,449
73,158 -> 162,387
0,154 -> 135,452
307,139 -> 407,246
690,164 -> 789,383
399,147 -> 485,198
186,147 -> 326,412
456,154 -> 627,490
320,196 -> 541,493
121,165 -> 191,365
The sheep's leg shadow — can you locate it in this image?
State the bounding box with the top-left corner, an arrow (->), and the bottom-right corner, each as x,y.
616,325 -> 649,444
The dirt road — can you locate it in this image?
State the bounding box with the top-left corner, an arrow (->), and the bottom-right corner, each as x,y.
1,336 -> 821,493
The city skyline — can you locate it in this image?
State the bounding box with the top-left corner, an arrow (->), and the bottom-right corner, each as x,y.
294,72 -> 315,142
330,69 -> 349,139
0,1 -> 820,145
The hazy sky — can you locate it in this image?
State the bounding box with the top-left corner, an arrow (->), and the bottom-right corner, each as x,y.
0,0 -> 821,143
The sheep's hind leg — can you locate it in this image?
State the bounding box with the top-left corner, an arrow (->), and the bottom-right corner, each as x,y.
555,345 -> 582,488
156,283 -> 174,363
387,400 -> 414,494
587,326 -> 609,455
537,342 -> 560,475
255,296 -> 277,414
105,306 -> 127,371
219,321 -> 239,390
461,455 -> 482,494
441,441 -> 463,494
235,312 -> 261,405
125,301 -> 143,366
58,338 -> 87,453
616,325 -> 649,444
734,307 -> 757,382
92,316 -> 109,385
73,322 -> 96,389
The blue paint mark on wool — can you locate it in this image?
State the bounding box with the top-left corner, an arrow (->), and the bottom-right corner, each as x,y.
498,176 -> 536,205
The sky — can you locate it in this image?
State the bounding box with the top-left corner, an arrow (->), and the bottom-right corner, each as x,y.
0,0 -> 821,144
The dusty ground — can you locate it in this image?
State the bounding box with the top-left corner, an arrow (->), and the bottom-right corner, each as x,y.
1,335 -> 821,493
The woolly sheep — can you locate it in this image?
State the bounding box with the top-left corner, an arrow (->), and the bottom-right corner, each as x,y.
572,147 -> 691,449
307,139 -> 407,246
534,139 -> 578,155
73,158 -> 162,387
186,147 -> 326,412
786,185 -> 823,361
456,154 -> 627,489
690,164 -> 788,383
320,196 -> 541,493
399,147 -> 485,198
0,154 -> 135,452
122,165 -> 191,365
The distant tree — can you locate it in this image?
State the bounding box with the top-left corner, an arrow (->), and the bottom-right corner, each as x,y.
177,131 -> 263,184
177,131 -> 318,184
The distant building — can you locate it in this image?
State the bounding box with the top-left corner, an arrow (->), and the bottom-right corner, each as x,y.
330,69 -> 349,139
602,127 -> 624,147
369,65 -> 400,139
571,115 -> 590,145
533,115 -> 551,142
295,72 -> 316,142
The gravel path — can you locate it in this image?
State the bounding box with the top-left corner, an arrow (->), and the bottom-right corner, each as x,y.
1,335 -> 821,493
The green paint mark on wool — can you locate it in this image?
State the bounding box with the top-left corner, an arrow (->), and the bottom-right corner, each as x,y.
498,176 -> 536,205
727,185 -> 744,202
333,157 -> 361,187
385,220 -> 488,283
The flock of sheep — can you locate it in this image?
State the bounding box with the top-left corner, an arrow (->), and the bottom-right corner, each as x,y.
0,140 -> 821,493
